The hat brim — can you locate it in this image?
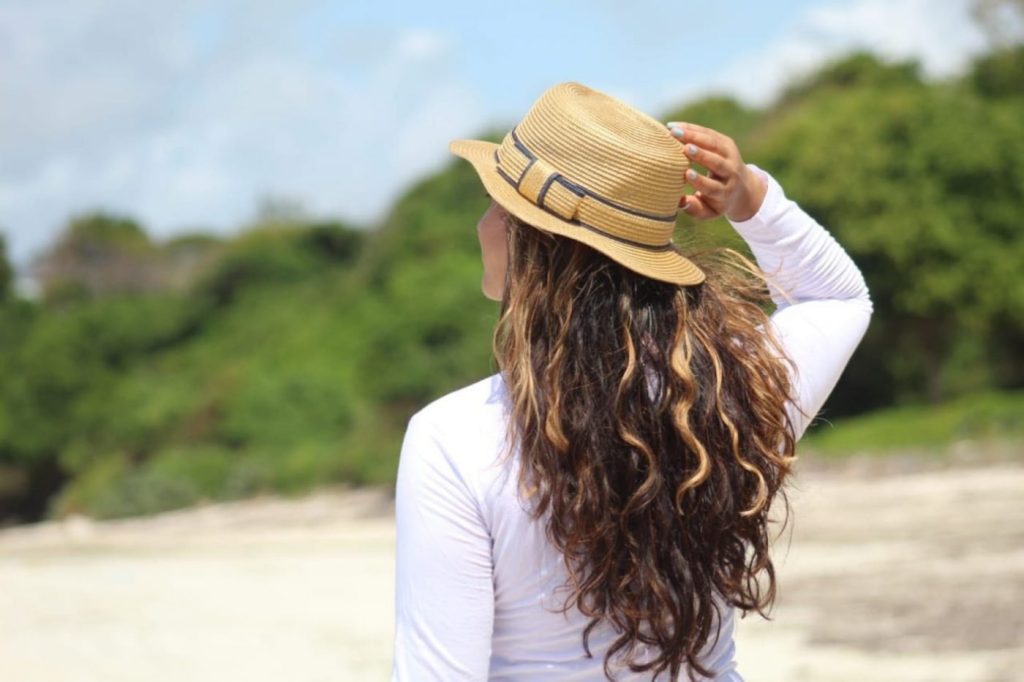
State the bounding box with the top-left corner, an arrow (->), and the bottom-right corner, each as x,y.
448,138 -> 706,286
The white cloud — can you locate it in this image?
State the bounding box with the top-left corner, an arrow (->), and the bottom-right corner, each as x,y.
0,2 -> 485,271
800,0 -> 992,77
395,29 -> 450,61
655,0 -> 992,111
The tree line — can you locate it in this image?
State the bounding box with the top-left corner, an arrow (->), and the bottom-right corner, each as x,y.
0,44 -> 1020,524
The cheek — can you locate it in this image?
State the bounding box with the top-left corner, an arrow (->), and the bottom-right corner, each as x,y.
488,225 -> 508,267
479,214 -> 508,267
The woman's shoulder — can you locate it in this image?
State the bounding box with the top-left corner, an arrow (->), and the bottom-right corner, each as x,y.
410,372 -> 508,441
401,373 -> 511,505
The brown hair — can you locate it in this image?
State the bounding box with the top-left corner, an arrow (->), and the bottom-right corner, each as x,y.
491,211 -> 807,681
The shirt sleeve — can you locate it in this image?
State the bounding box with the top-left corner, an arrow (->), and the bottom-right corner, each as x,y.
391,411 -> 495,681
728,163 -> 874,442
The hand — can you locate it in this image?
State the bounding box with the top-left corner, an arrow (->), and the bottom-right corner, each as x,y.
665,121 -> 767,222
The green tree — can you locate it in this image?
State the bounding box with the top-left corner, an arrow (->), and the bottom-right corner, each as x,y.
0,234 -> 12,301
740,51 -> 1024,404
33,211 -> 156,302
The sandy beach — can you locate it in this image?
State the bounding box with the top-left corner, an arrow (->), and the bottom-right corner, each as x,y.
1,445 -> 1021,682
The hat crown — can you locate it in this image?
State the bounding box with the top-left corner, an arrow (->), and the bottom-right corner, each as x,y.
500,82 -> 689,222
447,80 -> 707,286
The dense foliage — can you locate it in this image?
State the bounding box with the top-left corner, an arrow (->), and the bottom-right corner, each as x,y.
1,45 -> 1021,523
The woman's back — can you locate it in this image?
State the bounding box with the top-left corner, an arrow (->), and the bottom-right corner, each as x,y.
395,371 -> 741,680
392,164 -> 873,680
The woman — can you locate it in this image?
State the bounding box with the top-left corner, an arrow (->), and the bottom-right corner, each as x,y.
391,82 -> 872,681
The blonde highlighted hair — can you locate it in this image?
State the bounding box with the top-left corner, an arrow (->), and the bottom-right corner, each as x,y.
491,211 -> 807,681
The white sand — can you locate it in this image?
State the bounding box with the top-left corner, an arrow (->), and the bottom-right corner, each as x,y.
1,451 -> 1021,681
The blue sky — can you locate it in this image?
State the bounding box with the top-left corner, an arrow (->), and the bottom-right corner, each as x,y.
0,0 -> 995,275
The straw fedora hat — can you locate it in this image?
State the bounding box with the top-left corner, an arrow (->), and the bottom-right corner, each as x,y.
449,81 -> 705,286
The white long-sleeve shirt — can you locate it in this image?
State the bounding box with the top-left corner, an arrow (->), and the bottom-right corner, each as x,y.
391,163 -> 873,681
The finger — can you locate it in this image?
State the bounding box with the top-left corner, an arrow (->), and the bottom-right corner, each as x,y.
681,191 -> 718,220
666,121 -> 737,156
667,125 -> 731,158
685,166 -> 727,200
682,142 -> 732,179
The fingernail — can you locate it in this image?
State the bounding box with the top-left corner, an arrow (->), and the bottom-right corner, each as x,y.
669,125 -> 683,138
686,144 -> 698,155
687,169 -> 697,179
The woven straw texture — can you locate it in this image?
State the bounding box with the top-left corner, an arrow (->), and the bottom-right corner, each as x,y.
449,81 -> 705,285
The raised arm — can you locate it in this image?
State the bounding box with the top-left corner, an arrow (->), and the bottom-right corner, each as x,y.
391,411 -> 495,681
728,163 -> 874,441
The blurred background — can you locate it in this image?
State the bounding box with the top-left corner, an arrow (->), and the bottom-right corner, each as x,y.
0,0 -> 1021,680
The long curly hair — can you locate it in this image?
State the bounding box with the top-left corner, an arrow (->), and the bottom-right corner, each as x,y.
490,209 -> 808,681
